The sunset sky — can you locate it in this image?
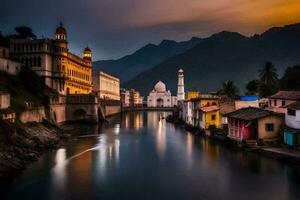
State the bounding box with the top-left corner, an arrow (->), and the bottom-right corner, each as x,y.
1,0 -> 300,60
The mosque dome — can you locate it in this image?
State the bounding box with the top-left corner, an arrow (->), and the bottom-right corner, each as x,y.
154,81 -> 166,92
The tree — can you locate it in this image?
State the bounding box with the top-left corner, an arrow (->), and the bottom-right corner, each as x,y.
219,81 -> 239,99
258,62 -> 279,85
246,80 -> 259,95
257,62 -> 279,97
14,26 -> 36,39
280,65 -> 300,91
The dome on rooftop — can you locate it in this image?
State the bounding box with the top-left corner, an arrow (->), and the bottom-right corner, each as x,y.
56,25 -> 66,35
154,81 -> 166,92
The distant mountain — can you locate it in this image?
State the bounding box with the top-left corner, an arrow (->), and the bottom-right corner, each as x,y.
125,23 -> 300,96
92,37 -> 202,82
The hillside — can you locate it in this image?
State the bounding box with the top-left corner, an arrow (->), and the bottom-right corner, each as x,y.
0,68 -> 57,115
124,23 -> 300,96
92,37 -> 202,82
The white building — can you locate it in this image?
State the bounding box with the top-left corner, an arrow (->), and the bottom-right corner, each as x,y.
93,71 -> 120,100
177,69 -> 185,101
181,100 -> 193,125
147,81 -> 177,107
285,101 -> 300,129
0,46 -> 22,75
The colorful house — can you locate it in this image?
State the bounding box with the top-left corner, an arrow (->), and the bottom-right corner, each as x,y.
219,101 -> 235,127
198,105 -> 220,130
284,101 -> 300,148
191,94 -> 220,127
181,100 -> 193,125
268,91 -> 300,113
187,91 -> 199,100
235,96 -> 259,110
227,107 -> 284,142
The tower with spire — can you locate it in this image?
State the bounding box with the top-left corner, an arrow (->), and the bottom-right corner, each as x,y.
177,69 -> 185,101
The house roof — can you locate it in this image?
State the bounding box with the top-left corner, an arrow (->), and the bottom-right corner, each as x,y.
270,91 -> 300,100
0,91 -> 9,95
199,105 -> 219,112
286,101 -> 300,110
0,108 -> 14,115
226,107 -> 280,120
219,103 -> 235,115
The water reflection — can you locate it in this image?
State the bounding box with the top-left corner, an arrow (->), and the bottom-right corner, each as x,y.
3,112 -> 300,200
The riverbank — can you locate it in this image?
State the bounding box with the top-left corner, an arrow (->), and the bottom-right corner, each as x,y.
168,115 -> 300,165
0,121 -> 70,179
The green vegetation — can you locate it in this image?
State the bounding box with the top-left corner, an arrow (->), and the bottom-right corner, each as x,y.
218,81 -> 239,99
280,65 -> 300,91
246,63 -> 300,97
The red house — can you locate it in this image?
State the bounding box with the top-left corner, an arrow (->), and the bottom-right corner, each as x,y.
226,107 -> 284,142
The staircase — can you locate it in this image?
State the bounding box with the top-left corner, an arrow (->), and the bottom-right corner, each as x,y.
245,139 -> 258,147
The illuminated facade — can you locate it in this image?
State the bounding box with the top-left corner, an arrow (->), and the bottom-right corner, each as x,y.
93,71 -> 120,100
9,23 -> 92,95
147,81 -> 177,107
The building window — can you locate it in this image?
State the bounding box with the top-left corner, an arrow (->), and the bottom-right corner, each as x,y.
211,114 -> 216,120
265,123 -> 274,131
282,101 -> 286,106
287,109 -> 296,116
274,100 -> 277,106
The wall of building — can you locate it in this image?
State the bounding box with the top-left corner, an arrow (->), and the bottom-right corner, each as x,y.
0,58 -> 21,75
104,105 -> 121,117
204,111 -> 220,129
258,115 -> 284,139
286,110 -> 300,129
187,91 -> 199,100
199,99 -> 218,107
19,107 -> 46,123
0,93 -> 10,109
93,72 -> 120,100
235,100 -> 259,110
50,104 -> 66,124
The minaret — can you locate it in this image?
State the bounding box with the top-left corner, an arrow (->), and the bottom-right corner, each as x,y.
177,69 -> 185,101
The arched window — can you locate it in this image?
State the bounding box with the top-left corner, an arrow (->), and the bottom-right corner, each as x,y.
33,57 -> 37,66
29,57 -> 32,67
25,58 -> 28,66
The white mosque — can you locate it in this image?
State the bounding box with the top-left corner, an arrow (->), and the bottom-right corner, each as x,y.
147,69 -> 185,108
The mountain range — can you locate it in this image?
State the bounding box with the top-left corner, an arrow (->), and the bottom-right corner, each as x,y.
94,23 -> 300,96
124,23 -> 300,95
93,37 -> 202,83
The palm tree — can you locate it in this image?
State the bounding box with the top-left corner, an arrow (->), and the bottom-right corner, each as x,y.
259,62 -> 278,85
219,81 -> 239,99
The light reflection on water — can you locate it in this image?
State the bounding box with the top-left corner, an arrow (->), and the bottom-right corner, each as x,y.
2,111 -> 300,200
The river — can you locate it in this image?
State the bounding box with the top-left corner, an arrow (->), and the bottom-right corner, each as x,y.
2,111 -> 300,200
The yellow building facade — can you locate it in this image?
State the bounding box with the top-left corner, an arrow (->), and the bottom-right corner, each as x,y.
187,91 -> 199,100
10,23 -> 92,95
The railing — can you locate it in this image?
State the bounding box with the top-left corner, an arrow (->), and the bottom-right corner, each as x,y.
66,94 -> 98,104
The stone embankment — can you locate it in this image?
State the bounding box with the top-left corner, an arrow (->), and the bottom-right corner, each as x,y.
0,121 -> 69,178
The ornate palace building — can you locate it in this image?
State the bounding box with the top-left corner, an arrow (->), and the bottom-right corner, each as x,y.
9,23 -> 92,95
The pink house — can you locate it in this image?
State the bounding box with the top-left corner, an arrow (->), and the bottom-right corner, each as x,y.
268,91 -> 300,113
226,107 -> 284,142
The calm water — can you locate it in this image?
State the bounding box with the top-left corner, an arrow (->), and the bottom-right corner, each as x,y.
2,111 -> 300,200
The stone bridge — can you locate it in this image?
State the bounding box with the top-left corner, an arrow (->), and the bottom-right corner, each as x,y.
49,94 -> 121,124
